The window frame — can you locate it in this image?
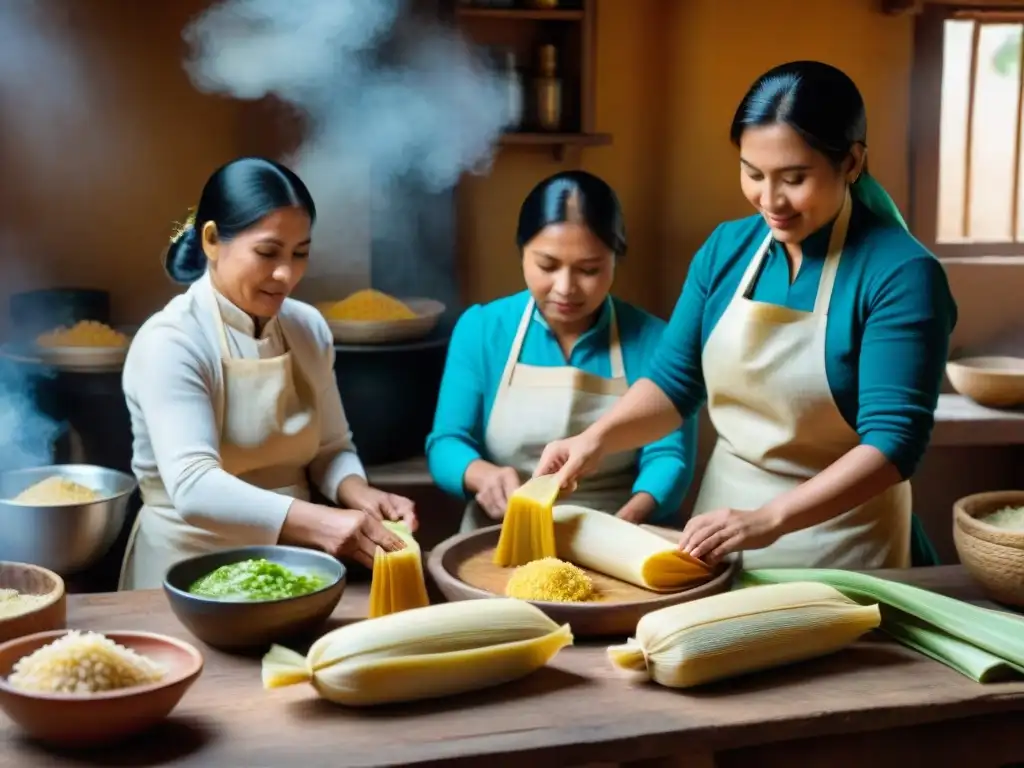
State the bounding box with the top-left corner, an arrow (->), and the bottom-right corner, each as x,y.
908,3 -> 1024,258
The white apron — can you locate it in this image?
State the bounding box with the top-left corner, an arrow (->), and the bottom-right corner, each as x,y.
460,299 -> 640,532
692,192 -> 911,569
118,288 -> 321,590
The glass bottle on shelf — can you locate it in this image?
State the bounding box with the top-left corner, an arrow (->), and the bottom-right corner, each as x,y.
491,48 -> 524,131
533,44 -> 562,132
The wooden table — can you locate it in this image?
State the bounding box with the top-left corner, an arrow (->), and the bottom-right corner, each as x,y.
2,566 -> 1023,768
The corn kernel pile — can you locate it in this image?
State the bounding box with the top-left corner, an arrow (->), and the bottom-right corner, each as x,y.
320,289 -> 417,322
36,320 -> 128,349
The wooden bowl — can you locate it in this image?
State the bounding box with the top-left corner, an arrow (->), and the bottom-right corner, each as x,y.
0,629 -> 203,747
946,356 -> 1024,409
0,562 -> 66,644
953,490 -> 1024,607
426,524 -> 738,637
163,545 -> 347,653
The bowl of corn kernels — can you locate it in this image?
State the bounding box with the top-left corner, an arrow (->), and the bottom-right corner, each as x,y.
316,289 -> 445,345
33,319 -> 132,371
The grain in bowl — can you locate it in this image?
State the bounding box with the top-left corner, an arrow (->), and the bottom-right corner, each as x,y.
6,630 -> 167,694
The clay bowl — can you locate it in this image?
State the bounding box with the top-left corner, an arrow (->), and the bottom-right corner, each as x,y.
953,490 -> 1024,608
163,545 -> 347,653
946,356 -> 1024,409
0,629 -> 203,747
0,562 -> 66,644
426,523 -> 739,637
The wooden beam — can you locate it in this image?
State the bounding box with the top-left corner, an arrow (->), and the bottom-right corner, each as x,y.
884,0 -> 1024,13
883,0 -> 923,15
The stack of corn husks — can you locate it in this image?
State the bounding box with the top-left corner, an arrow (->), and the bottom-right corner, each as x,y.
740,568 -> 1024,682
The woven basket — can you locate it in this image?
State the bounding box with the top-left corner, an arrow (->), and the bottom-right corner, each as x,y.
953,491 -> 1024,608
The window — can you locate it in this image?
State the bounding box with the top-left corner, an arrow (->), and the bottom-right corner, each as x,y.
910,6 -> 1024,257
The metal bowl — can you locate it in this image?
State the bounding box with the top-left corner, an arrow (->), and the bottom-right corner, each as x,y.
163,545 -> 347,653
0,465 -> 137,575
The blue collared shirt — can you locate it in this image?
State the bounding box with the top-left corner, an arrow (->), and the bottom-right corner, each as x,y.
426,290 -> 698,524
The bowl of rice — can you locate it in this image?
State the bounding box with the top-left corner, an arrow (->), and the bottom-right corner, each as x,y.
953,490 -> 1024,607
0,464 -> 138,575
0,628 -> 203,747
0,563 -> 66,644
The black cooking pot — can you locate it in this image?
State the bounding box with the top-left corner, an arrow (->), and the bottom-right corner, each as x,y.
8,288 -> 110,342
332,330 -> 450,466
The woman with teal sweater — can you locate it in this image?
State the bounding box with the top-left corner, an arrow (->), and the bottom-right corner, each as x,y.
427,171 -> 698,532
536,61 -> 957,569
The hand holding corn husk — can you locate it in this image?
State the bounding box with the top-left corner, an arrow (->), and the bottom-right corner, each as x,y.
262,599 -> 573,706
607,582 -> 881,688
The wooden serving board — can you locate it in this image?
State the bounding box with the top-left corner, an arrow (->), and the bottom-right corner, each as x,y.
456,545 -> 677,604
426,524 -> 738,638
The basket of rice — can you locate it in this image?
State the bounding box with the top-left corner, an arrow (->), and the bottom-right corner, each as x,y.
953,490 -> 1024,608
316,289 -> 444,345
0,629 -> 203,747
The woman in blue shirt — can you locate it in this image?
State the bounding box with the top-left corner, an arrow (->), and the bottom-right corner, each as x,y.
535,62 -> 957,569
427,170 -> 698,532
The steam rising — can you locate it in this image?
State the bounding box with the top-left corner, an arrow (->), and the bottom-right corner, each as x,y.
182,0 -> 513,287
0,3 -> 72,472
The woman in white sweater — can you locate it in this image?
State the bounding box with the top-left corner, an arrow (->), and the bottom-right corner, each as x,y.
119,157 -> 414,590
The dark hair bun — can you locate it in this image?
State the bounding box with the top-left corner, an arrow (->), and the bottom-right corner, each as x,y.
163,157 -> 316,286
164,226 -> 205,285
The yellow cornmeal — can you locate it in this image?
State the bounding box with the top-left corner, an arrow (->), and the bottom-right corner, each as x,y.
0,589 -> 51,620
36,320 -> 128,349
11,476 -> 101,505
320,289 -> 417,322
505,557 -> 595,603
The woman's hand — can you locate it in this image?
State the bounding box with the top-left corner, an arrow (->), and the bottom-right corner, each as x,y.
616,492 -> 657,524
677,507 -> 782,565
280,501 -> 406,569
338,476 -> 418,533
534,430 -> 605,491
474,465 -> 522,520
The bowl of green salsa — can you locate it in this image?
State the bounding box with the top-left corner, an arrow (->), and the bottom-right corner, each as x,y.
162,546 -> 346,653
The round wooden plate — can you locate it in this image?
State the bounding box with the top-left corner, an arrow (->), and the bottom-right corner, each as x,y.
426,524 -> 739,637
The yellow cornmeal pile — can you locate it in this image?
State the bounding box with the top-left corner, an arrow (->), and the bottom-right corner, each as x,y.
320,289 -> 417,322
0,589 -> 51,620
37,320 -> 129,349
505,557 -> 595,603
7,630 -> 167,694
11,476 -> 101,505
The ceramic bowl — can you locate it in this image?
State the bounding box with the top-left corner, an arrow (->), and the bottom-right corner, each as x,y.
0,562 -> 66,645
946,356 -> 1024,409
321,297 -> 445,345
0,629 -> 203,747
163,545 -> 347,653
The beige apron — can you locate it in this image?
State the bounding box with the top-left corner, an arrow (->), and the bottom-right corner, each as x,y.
460,298 -> 639,532
118,287 -> 321,590
692,192 -> 911,569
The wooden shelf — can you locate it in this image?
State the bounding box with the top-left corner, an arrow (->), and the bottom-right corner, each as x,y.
500,131 -> 612,159
456,8 -> 585,21
452,0 -> 607,161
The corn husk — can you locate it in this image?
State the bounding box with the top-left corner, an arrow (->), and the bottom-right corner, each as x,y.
261,599 -> 572,705
367,521 -> 429,618
740,568 -> 1024,682
607,581 -> 880,688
